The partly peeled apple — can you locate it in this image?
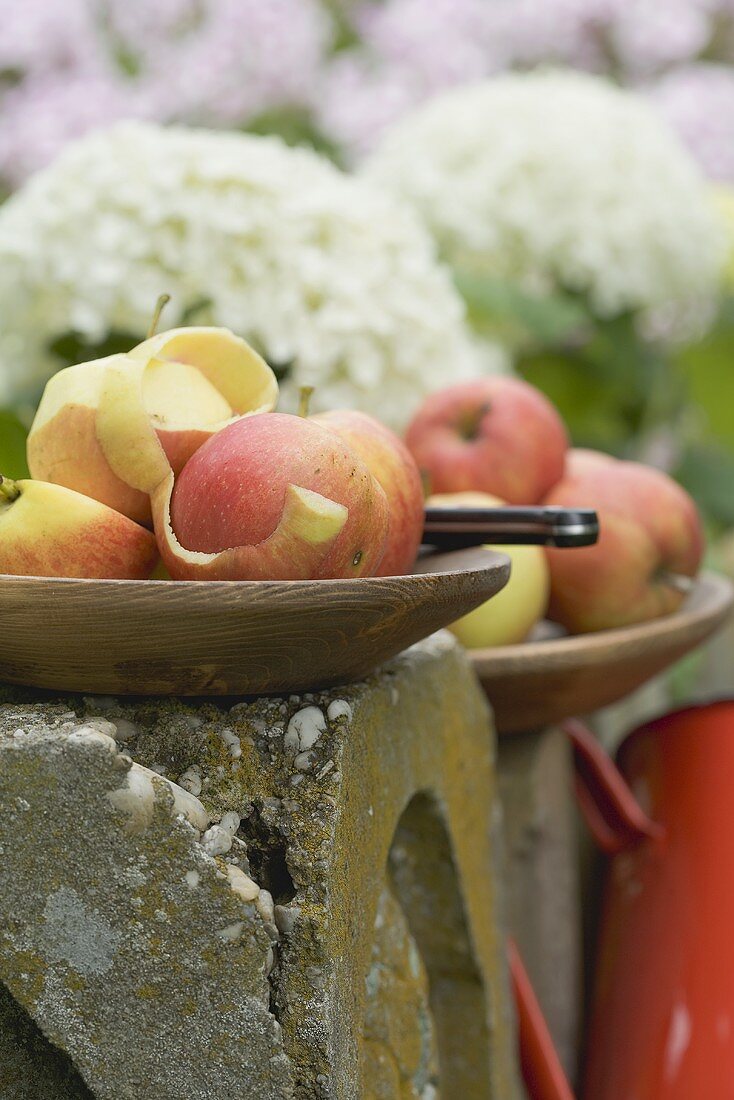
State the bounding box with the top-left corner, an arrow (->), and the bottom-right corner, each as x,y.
428,491 -> 550,647
155,413 -> 390,581
0,476 -> 158,579
312,410 -> 424,576
27,327 -> 278,526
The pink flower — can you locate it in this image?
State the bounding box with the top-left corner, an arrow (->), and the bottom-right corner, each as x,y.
609,0 -> 712,76
0,0 -> 97,72
650,64 -> 734,183
140,0 -> 330,124
317,0 -> 734,159
0,0 -> 331,186
0,73 -> 145,185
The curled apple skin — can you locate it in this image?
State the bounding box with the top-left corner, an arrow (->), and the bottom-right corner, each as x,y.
27,327 -> 278,526
153,473 -> 350,582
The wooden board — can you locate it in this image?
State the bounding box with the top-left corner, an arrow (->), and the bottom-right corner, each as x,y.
0,547 -> 509,697
470,571 -> 734,734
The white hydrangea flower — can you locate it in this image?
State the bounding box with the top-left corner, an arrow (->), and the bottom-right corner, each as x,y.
0,121 -> 497,424
363,70 -> 724,321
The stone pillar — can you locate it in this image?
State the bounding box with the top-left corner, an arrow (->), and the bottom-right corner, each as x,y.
0,633 -> 521,1100
496,727 -> 581,1081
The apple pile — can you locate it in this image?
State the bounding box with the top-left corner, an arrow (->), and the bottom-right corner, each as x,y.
0,316 -> 704,647
405,377 -> 704,643
1,326 -> 425,582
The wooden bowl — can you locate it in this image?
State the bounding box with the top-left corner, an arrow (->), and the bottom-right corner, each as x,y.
470,571 -> 734,734
0,547 -> 509,697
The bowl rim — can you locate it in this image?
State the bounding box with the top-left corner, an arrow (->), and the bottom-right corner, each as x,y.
0,547 -> 510,592
469,570 -> 733,670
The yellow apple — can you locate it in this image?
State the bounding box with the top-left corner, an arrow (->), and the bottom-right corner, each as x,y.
0,476 -> 158,579
428,491 -> 550,647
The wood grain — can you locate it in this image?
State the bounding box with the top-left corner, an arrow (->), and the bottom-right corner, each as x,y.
470,571 -> 734,735
0,547 -> 510,697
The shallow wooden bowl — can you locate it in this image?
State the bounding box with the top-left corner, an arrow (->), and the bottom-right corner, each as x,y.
0,547 -> 509,697
470,571 -> 734,734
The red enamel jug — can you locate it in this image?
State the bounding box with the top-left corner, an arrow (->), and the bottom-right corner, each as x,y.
578,701 -> 734,1100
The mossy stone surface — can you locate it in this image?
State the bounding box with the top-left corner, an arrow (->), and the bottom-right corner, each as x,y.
0,633 -> 520,1099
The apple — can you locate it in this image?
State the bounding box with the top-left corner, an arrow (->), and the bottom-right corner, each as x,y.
565,447 -> 616,478
154,413 -> 390,581
544,452 -> 704,632
428,491 -> 550,647
405,377 -> 568,503
0,475 -> 158,579
27,327 -> 278,526
312,409 -> 424,576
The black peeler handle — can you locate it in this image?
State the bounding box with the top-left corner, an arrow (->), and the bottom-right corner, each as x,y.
422,505 -> 599,549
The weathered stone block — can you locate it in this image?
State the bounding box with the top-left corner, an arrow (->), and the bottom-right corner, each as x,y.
0,633 -> 521,1100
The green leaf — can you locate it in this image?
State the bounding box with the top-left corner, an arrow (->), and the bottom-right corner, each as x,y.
517,350 -> 630,452
0,409 -> 29,478
675,297 -> 734,447
454,272 -> 590,348
48,329 -> 139,370
246,108 -> 342,163
180,297 -> 213,325
675,442 -> 734,528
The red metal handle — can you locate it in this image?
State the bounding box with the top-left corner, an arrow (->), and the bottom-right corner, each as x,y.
509,938 -> 576,1100
563,718 -> 664,854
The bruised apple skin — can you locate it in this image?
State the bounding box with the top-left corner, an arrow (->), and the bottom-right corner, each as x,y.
544,451 -> 704,633
156,413 -> 390,581
0,476 -> 158,579
312,409 -> 424,576
27,327 -> 278,526
405,377 -> 568,504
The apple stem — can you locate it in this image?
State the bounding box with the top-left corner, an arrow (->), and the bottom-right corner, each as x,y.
298,386 -> 314,418
147,294 -> 171,339
659,571 -> 695,596
0,475 -> 20,503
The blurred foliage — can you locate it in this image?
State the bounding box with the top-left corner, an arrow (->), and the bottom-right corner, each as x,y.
0,408 -> 29,478
246,107 -> 342,164
48,329 -> 139,368
675,443 -> 734,528
456,269 -> 734,532
455,272 -> 589,347
675,297 -> 734,446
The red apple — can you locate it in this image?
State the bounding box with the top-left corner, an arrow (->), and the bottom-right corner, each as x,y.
312,409 -> 424,576
405,377 -> 568,503
544,452 -> 704,633
154,413 -> 390,581
564,447 -> 616,479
